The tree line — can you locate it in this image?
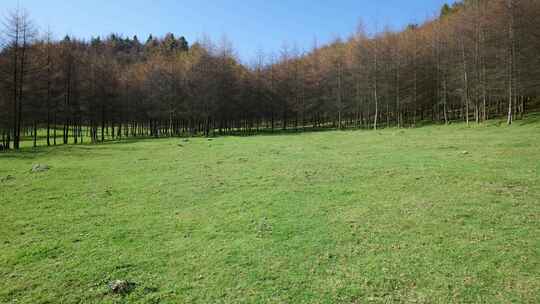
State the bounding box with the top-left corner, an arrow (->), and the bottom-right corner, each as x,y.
1,0 -> 539,150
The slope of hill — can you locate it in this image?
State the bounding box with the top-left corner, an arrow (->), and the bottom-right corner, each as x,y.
1,115 -> 539,303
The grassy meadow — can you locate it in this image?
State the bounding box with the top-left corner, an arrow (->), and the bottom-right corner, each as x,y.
1,116 -> 539,303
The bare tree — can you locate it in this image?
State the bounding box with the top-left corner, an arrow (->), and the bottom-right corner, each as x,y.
2,8 -> 36,149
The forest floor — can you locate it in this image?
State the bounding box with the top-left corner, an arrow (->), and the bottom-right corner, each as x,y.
1,115 -> 540,304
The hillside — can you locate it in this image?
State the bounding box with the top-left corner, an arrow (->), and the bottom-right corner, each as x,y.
1,116 -> 539,303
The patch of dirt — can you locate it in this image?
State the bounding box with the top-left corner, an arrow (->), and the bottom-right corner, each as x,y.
254,217 -> 273,238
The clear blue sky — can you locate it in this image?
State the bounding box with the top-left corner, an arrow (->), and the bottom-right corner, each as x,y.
1,0 -> 448,62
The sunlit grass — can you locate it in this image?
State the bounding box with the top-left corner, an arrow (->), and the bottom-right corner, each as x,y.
1,116 -> 539,303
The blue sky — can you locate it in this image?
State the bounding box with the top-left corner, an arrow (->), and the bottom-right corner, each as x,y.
1,0 -> 448,62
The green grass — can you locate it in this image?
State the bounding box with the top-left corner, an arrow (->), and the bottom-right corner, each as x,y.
1,116 -> 540,303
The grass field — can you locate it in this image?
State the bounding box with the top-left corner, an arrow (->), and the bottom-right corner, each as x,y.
1,116 -> 540,303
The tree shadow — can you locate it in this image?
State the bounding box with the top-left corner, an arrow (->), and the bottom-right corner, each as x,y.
0,148 -> 52,160
2,112 -> 539,158
516,112 -> 540,126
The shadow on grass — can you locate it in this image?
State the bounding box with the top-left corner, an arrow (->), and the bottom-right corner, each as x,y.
0,148 -> 52,160
516,112 -> 540,126
2,112 -> 539,158
0,136 -> 174,160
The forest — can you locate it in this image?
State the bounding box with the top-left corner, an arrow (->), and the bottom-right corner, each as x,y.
1,0 -> 539,150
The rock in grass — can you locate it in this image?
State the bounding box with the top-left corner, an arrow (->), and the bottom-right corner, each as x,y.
461,151 -> 470,155
108,280 -> 134,294
1,175 -> 15,182
31,164 -> 49,173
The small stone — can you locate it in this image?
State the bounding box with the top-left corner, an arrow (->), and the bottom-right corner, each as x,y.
461,151 -> 469,155
31,164 -> 49,173
108,280 -> 134,294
